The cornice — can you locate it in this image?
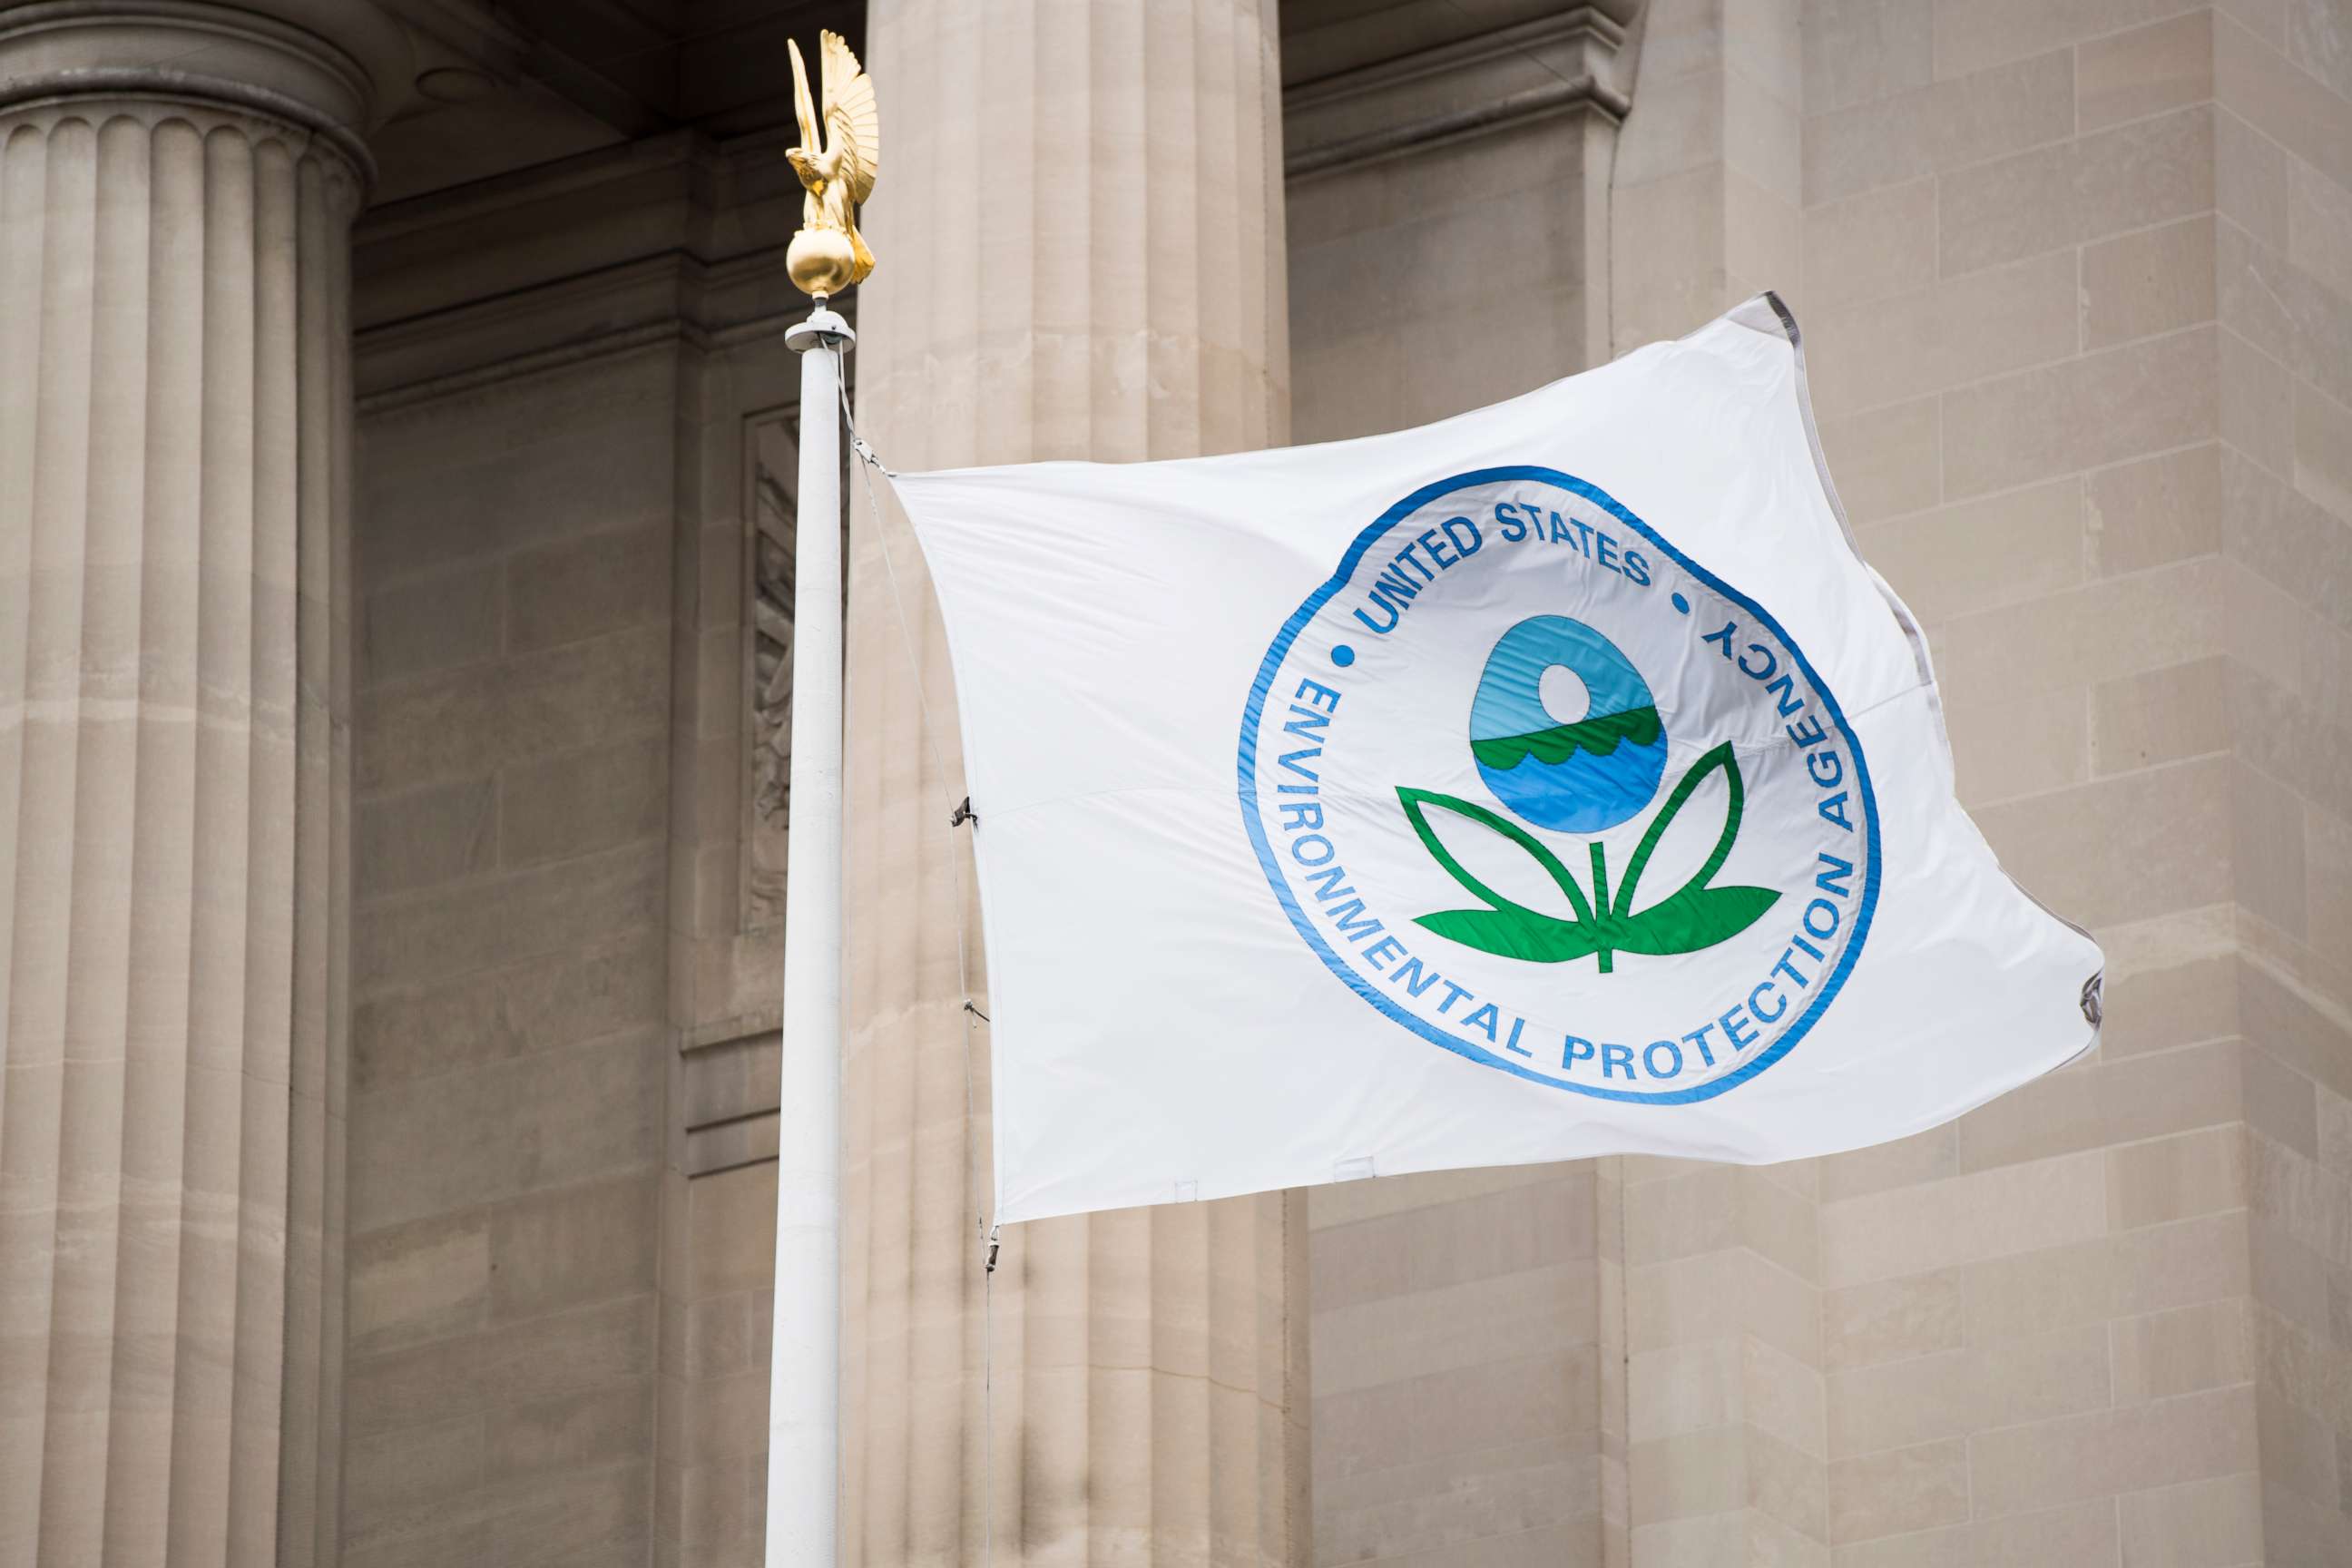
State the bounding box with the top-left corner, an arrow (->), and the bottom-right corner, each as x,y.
354,247 -> 812,410
355,127 -> 719,249
1285,7 -> 1630,107
349,124 -> 838,406
1284,8 -> 1634,181
352,130 -> 733,329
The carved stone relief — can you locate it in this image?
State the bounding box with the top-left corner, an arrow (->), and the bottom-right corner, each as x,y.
749,416 -> 798,927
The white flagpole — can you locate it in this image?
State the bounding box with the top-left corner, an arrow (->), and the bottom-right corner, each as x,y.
767,299 -> 853,1567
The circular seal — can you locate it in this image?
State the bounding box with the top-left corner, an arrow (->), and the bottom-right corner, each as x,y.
1238,466 -> 1881,1103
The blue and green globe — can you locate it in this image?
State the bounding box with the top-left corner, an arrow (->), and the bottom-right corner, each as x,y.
1470,616 -> 1667,834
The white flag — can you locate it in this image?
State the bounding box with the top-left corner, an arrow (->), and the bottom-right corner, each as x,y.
895,295 -> 2102,1224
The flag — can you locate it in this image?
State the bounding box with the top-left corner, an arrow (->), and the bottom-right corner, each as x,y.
893,294 -> 2103,1224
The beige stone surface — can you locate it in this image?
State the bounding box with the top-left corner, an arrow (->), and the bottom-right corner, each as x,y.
1283,4 -> 1628,444
1801,47 -> 2074,209
1801,177 -> 1937,309
2086,443 -> 2226,576
1817,397 -> 1941,524
1804,247 -> 2078,419
1854,476 -> 2083,624
1931,0 -> 2212,81
2212,15 -> 2352,1563
348,343 -> 672,1566
0,5 -> 365,1562
1941,327 -> 2220,498
1782,4 -> 2352,1561
1311,1167 -> 1604,1566
2078,11 -> 2218,132
1289,117 -> 1612,443
2082,214 -> 2220,348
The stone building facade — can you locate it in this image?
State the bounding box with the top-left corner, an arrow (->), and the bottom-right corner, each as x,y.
0,2 -> 2347,1566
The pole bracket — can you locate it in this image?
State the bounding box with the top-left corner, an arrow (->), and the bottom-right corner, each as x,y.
950,796 -> 978,828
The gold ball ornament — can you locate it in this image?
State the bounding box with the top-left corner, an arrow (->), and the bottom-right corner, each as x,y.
788,228 -> 858,297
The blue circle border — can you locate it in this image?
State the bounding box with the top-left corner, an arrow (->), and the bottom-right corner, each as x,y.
1236,466 -> 1884,1105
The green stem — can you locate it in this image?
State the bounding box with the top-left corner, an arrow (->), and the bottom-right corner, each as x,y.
1589,842 -> 1613,975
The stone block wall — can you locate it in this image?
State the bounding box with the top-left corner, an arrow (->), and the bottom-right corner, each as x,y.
2207,2 -> 2352,1559
335,131 -> 809,1568
1297,0 -> 2351,1562
1288,113 -> 1610,445
1308,1166 -> 1604,1565
341,340 -> 676,1568
1617,1156 -> 1828,1564
1282,3 -> 1625,444
1784,1 -> 2352,1563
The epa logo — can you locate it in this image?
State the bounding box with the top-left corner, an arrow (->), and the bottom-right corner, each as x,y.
1407,613 -> 1776,973
1239,467 -> 1882,1103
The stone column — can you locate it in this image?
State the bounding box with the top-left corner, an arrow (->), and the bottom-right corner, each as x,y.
0,7 -> 369,1564
843,2 -> 1307,1563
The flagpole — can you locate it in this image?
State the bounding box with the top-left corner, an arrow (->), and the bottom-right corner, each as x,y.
767,297 -> 852,1568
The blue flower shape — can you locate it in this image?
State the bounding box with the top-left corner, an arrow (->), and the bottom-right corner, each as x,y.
1469,615 -> 1668,835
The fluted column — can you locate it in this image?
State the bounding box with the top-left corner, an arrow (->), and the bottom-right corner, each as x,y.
0,8 -> 365,1564
843,3 -> 1306,1564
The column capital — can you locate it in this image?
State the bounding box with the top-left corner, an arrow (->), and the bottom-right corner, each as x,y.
0,1 -> 414,181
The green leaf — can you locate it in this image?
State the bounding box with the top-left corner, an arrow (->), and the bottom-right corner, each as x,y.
1604,740 -> 1781,956
1397,747 -> 1781,971
1612,883 -> 1780,956
1612,740 -> 1741,921
1396,787 -> 1595,926
1396,788 -> 1609,964
1414,906 -> 1602,963
1470,705 -> 1661,770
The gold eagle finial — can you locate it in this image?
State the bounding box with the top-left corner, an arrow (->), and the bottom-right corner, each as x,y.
785,30 -> 880,297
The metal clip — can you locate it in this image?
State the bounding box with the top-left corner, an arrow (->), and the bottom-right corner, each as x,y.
983,1223 -> 1002,1274
950,796 -> 977,828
